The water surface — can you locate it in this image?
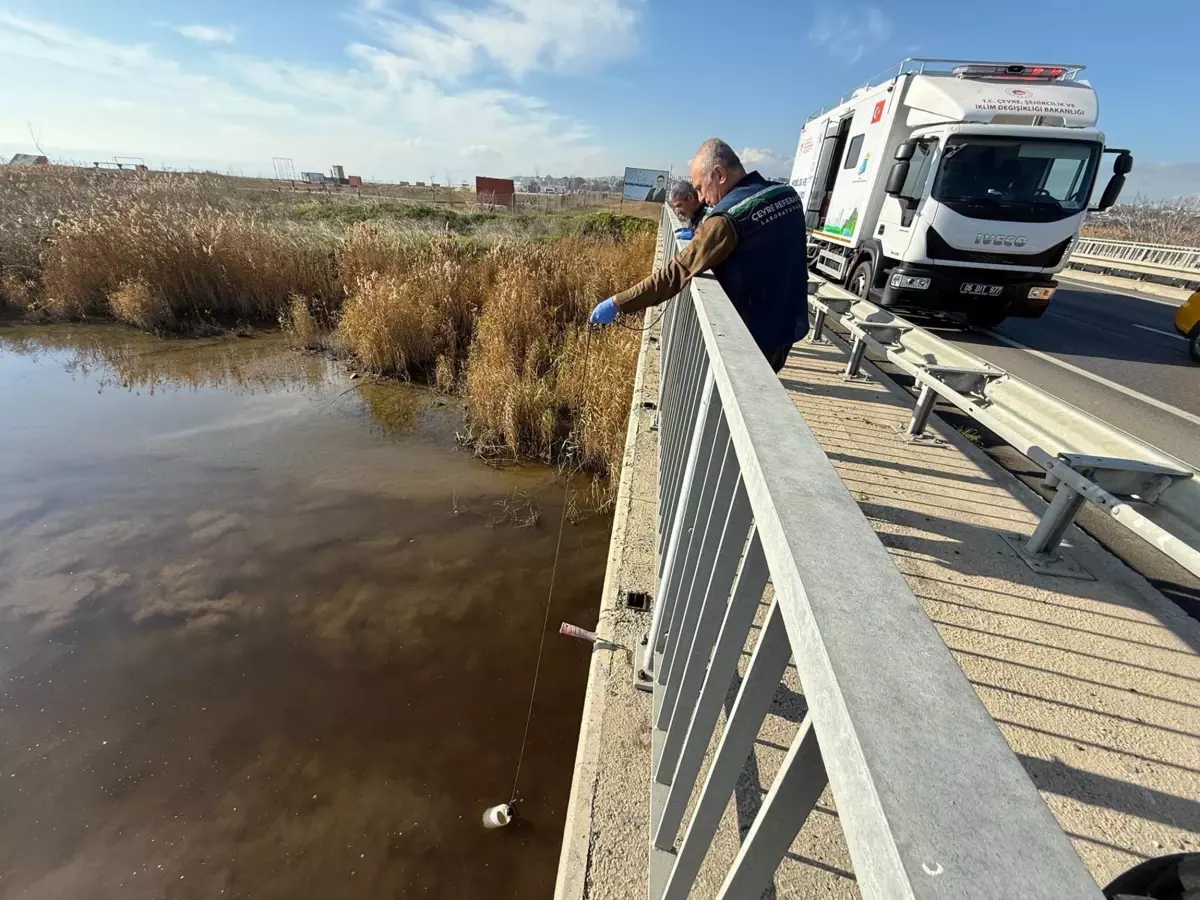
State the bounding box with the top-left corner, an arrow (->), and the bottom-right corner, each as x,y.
0,324 -> 608,899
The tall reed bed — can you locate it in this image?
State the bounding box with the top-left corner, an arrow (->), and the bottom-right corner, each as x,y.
0,167 -> 655,490
334,225 -> 651,482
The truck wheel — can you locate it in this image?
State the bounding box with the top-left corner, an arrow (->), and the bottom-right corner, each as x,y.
1190,328 -> 1200,363
848,260 -> 873,299
966,307 -> 1008,329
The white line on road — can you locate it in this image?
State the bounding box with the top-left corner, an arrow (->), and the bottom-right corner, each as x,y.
983,329 -> 1200,428
1131,323 -> 1185,341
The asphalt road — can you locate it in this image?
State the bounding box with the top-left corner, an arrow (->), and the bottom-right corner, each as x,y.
940,278 -> 1198,467
923,278 -> 1199,617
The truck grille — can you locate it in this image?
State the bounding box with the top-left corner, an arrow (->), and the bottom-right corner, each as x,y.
926,229 -> 1071,268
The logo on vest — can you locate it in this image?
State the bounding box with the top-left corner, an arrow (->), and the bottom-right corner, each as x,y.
749,193 -> 801,226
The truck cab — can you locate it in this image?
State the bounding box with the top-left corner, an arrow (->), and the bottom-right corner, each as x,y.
791,60 -> 1133,327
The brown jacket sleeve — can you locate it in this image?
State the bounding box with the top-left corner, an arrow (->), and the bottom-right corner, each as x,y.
613,215 -> 738,314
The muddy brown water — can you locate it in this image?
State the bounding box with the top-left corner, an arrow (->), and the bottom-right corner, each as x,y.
0,324 -> 612,900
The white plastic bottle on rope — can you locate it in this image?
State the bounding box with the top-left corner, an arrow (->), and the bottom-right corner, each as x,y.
482,803 -> 514,829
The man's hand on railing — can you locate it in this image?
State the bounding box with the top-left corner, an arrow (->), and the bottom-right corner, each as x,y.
589,297 -> 619,326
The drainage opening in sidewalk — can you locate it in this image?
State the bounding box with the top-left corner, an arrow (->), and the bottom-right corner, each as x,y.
623,590 -> 651,611
641,401 -> 657,411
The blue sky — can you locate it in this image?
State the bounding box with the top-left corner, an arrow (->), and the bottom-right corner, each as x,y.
2,0 -> 1198,194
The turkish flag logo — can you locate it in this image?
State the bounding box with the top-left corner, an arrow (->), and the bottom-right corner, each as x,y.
871,100 -> 885,124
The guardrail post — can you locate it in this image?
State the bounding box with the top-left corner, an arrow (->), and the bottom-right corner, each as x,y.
808,307 -> 828,344
843,335 -> 868,380
1025,481 -> 1088,556
906,383 -> 937,437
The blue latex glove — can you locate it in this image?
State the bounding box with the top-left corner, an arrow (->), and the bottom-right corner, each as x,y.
589,297 -> 619,325
675,227 -> 695,240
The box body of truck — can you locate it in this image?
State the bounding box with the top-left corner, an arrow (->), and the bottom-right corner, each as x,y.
790,60 -> 1131,326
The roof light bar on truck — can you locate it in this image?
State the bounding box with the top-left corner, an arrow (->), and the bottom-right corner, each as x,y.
951,63 -> 1070,81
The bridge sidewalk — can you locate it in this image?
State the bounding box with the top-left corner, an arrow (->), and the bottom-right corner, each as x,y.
555,322 -> 1200,900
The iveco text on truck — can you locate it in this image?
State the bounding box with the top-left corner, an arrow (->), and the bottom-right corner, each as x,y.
789,58 -> 1133,326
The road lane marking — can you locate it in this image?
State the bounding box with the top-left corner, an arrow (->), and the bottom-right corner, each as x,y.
1056,276 -> 1186,308
1131,323 -> 1185,341
983,329 -> 1200,428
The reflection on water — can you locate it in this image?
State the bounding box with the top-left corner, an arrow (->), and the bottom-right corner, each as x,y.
0,323 -> 608,900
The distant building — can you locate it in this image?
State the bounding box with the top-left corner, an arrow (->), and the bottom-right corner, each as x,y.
8,153 -> 48,166
301,171 -> 325,184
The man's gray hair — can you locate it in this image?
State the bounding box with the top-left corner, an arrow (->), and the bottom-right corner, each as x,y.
670,180 -> 699,202
694,138 -> 744,175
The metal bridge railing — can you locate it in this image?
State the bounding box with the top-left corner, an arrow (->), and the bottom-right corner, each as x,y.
1069,237 -> 1200,286
641,205 -> 1103,900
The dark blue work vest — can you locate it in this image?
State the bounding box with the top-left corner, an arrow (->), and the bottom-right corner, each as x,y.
707,172 -> 809,351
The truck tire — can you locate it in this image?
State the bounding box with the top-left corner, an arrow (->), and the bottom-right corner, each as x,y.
848,260 -> 873,299
1190,328 -> 1200,363
966,306 -> 1008,329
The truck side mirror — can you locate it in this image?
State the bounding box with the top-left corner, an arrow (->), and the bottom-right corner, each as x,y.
894,140 -> 917,162
1113,151 -> 1133,175
1095,174 -> 1126,211
885,161 -> 911,196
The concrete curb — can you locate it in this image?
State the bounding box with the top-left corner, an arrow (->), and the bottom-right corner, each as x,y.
1061,267 -> 1192,303
554,319 -> 658,900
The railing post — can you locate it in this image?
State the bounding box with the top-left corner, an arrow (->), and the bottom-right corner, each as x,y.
653,528 -> 766,851
659,600 -> 791,900
655,381 -> 724,661
713,717 -> 826,900
642,369 -> 717,678
656,420 -> 730,690
660,310 -> 704,561
655,447 -> 748,743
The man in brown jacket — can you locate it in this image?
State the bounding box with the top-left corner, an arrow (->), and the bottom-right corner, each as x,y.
589,139 -> 809,372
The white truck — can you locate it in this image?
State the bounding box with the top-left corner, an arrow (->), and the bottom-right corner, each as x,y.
789,59 -> 1133,327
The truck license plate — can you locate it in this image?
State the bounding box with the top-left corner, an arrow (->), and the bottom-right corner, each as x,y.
961,283 -> 1003,297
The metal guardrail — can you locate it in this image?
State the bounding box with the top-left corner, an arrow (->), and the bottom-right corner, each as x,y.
807,284 -> 1200,580
1069,237 -> 1200,287
641,205 -> 1102,899
1073,237 -> 1200,271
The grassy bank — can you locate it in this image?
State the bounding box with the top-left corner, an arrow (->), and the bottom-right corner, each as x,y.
0,167 -> 656,492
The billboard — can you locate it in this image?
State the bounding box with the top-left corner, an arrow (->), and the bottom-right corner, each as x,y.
622,167 -> 669,203
476,176 -> 515,207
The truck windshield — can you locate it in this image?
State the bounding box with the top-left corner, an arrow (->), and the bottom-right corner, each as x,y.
932,137 -> 1101,222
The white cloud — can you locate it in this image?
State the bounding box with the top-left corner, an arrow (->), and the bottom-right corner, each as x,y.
175,24 -> 236,44
0,8 -> 622,178
363,0 -> 641,81
739,147 -> 794,178
807,6 -> 890,65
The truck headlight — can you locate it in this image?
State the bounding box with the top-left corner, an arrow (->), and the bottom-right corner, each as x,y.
1027,286 -> 1056,300
890,274 -> 931,290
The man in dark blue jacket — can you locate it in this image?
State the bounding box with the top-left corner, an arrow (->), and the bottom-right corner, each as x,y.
590,139 -> 808,372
